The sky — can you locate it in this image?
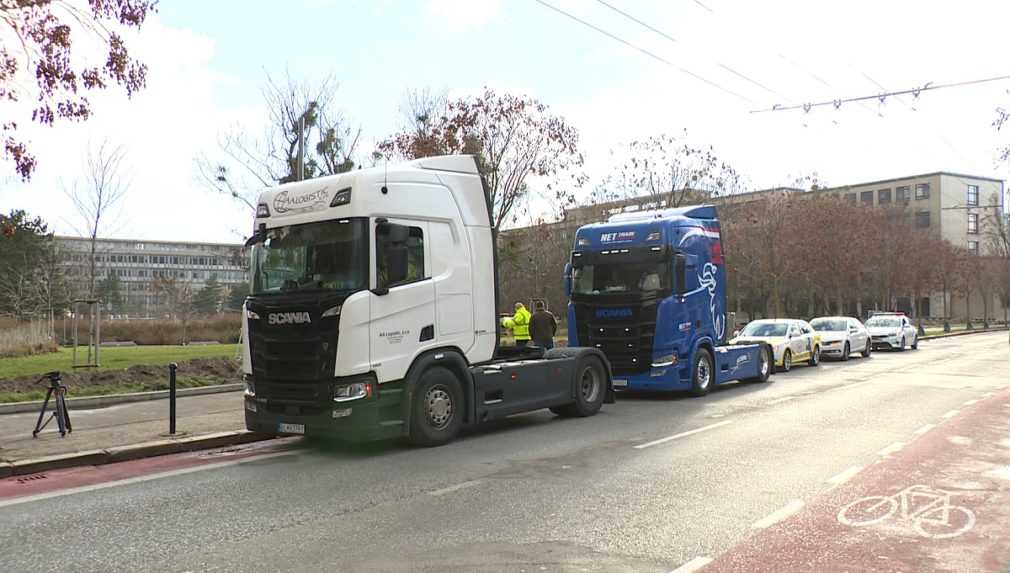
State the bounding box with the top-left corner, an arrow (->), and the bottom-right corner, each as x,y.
3,0 -> 1010,243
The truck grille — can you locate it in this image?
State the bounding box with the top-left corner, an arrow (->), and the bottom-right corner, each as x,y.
573,300 -> 657,375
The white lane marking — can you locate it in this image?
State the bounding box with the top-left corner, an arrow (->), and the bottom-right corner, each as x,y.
768,396 -> 795,405
752,499 -> 805,529
947,436 -> 972,446
982,392 -> 994,398
428,480 -> 482,497
941,409 -> 960,419
962,399 -> 978,407
0,451 -> 295,509
878,442 -> 905,456
634,420 -> 733,450
827,466 -> 863,486
668,556 -> 713,573
983,466 -> 1010,481
913,424 -> 936,435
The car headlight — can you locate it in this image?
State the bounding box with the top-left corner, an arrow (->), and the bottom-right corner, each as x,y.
651,354 -> 678,368
823,340 -> 839,346
334,381 -> 373,402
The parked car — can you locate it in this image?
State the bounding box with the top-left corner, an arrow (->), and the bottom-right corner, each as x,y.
810,316 -> 871,360
730,318 -> 821,372
865,312 -> 919,351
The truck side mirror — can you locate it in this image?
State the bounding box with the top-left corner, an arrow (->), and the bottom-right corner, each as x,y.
564,262 -> 572,297
674,253 -> 687,297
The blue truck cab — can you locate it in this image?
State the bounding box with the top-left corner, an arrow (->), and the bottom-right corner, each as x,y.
566,205 -> 771,395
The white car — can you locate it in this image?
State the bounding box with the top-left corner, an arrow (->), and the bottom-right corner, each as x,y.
810,316 -> 871,360
730,318 -> 821,372
865,313 -> 919,351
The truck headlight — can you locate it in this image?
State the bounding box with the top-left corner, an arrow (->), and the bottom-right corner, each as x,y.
321,305 -> 341,318
245,308 -> 260,320
651,354 -> 678,368
334,381 -> 372,402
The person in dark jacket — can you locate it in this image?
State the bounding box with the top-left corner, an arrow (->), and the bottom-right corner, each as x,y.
529,300 -> 558,349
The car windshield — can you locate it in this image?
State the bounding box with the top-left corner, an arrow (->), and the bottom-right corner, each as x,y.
251,218 -> 368,294
572,262 -> 668,295
739,322 -> 789,337
866,316 -> 901,328
811,319 -> 848,332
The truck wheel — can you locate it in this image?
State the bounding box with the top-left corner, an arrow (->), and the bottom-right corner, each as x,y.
746,344 -> 772,383
690,348 -> 714,396
779,350 -> 792,373
808,345 -> 821,366
550,356 -> 606,417
408,367 -> 463,447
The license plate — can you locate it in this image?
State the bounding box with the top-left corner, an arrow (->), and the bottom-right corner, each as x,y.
613,379 -> 628,388
278,422 -> 305,435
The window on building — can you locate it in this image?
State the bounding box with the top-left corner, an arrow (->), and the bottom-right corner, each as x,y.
896,186 -> 911,203
844,193 -> 856,203
914,183 -> 930,199
915,211 -> 930,228
878,189 -> 892,204
968,240 -> 979,255
860,191 -> 874,206
968,213 -> 979,234
376,225 -> 425,289
967,184 -> 979,206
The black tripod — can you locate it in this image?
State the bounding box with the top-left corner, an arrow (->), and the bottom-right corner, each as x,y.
32,371 -> 72,438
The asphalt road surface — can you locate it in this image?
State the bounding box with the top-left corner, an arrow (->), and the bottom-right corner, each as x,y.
1,332 -> 1008,572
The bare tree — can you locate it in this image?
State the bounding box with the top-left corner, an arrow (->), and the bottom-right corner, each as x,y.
67,140 -> 129,297
197,70 -> 361,211
155,277 -> 195,345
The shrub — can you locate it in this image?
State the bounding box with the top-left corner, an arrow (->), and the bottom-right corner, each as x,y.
75,313 -> 242,346
0,319 -> 58,357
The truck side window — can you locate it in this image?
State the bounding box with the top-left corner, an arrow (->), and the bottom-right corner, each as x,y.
376,226 -> 425,289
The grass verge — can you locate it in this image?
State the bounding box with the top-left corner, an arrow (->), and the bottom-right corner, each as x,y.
0,374 -> 227,403
0,344 -> 239,380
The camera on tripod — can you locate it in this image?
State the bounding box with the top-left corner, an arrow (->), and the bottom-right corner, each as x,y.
32,371 -> 72,438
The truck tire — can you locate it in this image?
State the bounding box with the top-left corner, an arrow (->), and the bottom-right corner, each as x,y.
550,356 -> 606,417
408,367 -> 463,447
745,344 -> 772,383
690,347 -> 714,396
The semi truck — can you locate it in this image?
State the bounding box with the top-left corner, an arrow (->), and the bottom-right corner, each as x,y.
241,155 -> 614,446
566,205 -> 772,395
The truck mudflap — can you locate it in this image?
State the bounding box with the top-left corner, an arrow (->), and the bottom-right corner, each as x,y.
713,343 -> 766,384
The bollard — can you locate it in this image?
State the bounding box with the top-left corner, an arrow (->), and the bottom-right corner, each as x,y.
169,362 -> 178,435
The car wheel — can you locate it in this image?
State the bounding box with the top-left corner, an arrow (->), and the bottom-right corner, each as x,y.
780,349 -> 792,373
841,342 -> 850,361
861,339 -> 872,358
898,337 -> 906,352
911,335 -> 918,350
808,345 -> 820,366
690,348 -> 714,397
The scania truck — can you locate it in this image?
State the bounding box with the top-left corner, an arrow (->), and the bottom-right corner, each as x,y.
241,155 -> 613,446
566,205 -> 772,395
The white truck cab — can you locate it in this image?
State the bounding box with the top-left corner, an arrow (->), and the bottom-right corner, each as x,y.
241,155 -> 612,445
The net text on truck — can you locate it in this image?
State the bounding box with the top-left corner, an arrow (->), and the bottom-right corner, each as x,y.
241,155 -> 614,446
566,205 -> 772,395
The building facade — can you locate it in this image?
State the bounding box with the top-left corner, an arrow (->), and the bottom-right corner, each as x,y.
55,236 -> 249,317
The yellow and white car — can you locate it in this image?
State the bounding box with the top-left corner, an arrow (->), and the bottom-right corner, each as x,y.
729,319 -> 822,372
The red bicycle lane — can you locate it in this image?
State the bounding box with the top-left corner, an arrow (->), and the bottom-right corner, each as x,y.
705,387 -> 1010,573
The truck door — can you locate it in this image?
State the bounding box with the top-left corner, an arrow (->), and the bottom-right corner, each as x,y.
369,219 -> 436,383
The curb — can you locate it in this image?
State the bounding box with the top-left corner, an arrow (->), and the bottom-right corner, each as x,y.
920,327 -> 1009,341
0,383 -> 243,415
0,430 -> 271,478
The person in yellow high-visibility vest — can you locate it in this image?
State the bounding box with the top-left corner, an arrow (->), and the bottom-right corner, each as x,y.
501,302 -> 532,348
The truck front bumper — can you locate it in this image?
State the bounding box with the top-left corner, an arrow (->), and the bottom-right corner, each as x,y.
611,363 -> 692,392
244,395 -> 398,442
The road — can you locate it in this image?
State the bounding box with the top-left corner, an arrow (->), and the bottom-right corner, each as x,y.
1,332 -> 1007,572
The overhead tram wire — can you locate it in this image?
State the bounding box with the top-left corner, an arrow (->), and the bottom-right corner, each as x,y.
592,0 -> 788,101
751,73 -> 1010,114
532,0 -> 755,104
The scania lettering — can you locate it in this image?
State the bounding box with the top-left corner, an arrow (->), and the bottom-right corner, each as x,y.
241,155 -> 614,446
566,205 -> 772,396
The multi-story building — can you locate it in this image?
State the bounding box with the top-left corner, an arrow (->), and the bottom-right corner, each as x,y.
55,236 -> 249,317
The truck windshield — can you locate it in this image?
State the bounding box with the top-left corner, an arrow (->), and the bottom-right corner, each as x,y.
252,218 -> 368,294
739,322 -> 788,337
572,262 -> 668,295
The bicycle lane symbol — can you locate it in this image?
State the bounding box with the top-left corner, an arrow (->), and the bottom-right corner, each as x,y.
837,484 -> 976,539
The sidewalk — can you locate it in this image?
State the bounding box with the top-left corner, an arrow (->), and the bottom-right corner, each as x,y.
0,391 -> 249,467
705,385 -> 1010,572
